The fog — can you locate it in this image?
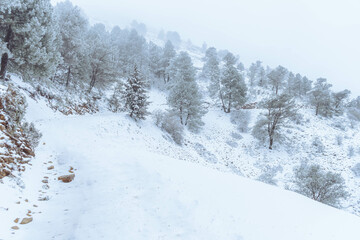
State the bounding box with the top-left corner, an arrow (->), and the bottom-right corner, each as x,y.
51,0 -> 360,96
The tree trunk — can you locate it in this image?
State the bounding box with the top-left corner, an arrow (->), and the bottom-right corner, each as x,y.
0,53 -> 9,80
179,106 -> 183,125
0,25 -> 13,80
65,66 -> 71,88
269,137 -> 273,150
89,74 -> 96,93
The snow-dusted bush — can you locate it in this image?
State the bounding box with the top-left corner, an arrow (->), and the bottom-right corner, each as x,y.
347,108 -> 360,121
152,110 -> 184,145
22,122 -> 42,148
312,137 -> 325,153
293,164 -> 348,207
257,170 -> 278,186
230,110 -> 251,133
351,163 -> 360,177
1,85 -> 27,128
332,121 -> 346,131
257,165 -> 282,186
335,135 -> 343,146
108,82 -> 123,113
348,146 -> 355,158
226,140 -> 238,148
231,132 -> 243,140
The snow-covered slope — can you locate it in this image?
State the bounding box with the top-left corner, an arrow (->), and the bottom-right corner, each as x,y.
1,88 -> 360,239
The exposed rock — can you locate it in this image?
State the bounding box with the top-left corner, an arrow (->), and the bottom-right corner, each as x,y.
38,196 -> 49,201
20,217 -> 33,224
47,165 -> 54,170
22,148 -> 35,157
58,174 -> 75,183
11,226 -> 19,230
14,218 -> 19,223
42,179 -> 48,184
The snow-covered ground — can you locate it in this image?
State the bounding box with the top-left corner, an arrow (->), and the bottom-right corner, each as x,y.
1,86 -> 360,239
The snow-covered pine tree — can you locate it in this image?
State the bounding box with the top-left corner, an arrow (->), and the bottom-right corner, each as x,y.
252,93 -> 299,149
122,29 -> 148,74
247,60 -> 263,87
219,52 -> 247,113
161,40 -> 176,83
167,52 -> 206,131
286,72 -> 296,95
148,41 -> 163,79
202,47 -> 220,99
0,0 -> 61,81
123,65 -> 150,120
309,78 -> 333,117
267,65 -> 288,95
54,0 -> 88,88
86,23 -> 115,92
301,76 -> 312,96
332,89 -> 350,116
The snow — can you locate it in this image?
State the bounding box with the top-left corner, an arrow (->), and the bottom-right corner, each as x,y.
1,94 -> 360,239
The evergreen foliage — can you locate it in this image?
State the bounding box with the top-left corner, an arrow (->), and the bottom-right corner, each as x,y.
123,65 -> 150,120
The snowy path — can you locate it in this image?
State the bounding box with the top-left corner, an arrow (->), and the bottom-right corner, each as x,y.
1,112 -> 360,240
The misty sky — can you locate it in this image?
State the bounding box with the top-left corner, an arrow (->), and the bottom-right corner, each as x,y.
51,0 -> 360,96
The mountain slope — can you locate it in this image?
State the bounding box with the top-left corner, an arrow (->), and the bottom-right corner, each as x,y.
1,90 -> 359,239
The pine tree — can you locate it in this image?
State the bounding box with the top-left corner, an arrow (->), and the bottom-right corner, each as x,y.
247,60 -> 263,87
123,65 -> 150,120
148,41 -> 163,78
268,65 -> 288,95
252,94 -> 299,149
202,47 -> 220,98
54,0 -> 88,88
219,52 -> 247,113
161,40 -> 176,83
309,78 -> 333,117
0,0 -> 61,80
167,52 -> 206,131
86,24 -> 115,92
332,89 -> 350,116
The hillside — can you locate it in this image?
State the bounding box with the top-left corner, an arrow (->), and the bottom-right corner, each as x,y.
1,1 -> 360,239
0,86 -> 360,239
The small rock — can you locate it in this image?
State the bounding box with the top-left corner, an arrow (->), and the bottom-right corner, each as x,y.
22,148 -> 35,157
20,217 -> 33,224
14,218 -> 19,223
38,196 -> 49,201
25,199 -> 28,202
15,201 -> 20,204
47,165 -> 54,170
58,174 -> 75,183
33,205 -> 38,207
11,226 -> 19,230
42,179 -> 48,184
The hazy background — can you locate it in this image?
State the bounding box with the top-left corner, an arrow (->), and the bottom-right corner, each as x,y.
51,0 -> 360,96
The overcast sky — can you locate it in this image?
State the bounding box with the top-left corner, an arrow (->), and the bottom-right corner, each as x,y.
51,0 -> 360,96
